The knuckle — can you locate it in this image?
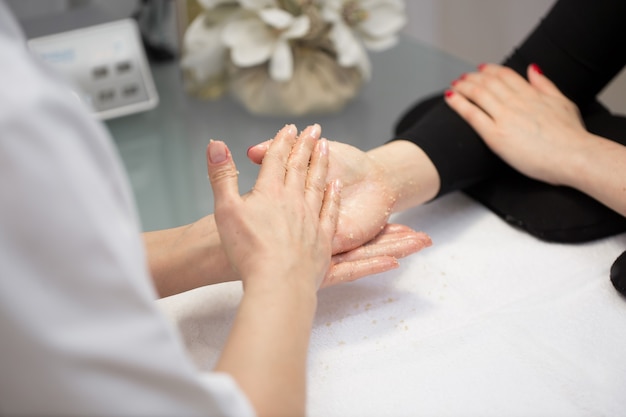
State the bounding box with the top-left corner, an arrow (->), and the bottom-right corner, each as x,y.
467,84 -> 484,100
494,65 -> 508,76
288,158 -> 309,178
210,167 -> 237,183
464,109 -> 480,124
307,178 -> 326,195
496,65 -> 514,79
262,150 -> 288,170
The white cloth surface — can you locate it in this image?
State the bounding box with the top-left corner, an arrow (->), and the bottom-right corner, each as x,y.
0,3 -> 254,416
159,192 -> 626,417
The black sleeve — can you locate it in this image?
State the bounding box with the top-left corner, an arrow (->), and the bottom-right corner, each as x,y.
392,0 -> 626,198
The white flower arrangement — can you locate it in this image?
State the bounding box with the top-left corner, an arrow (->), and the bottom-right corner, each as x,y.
181,0 -> 407,116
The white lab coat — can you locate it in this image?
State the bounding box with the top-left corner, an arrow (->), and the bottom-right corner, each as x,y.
0,2 -> 254,416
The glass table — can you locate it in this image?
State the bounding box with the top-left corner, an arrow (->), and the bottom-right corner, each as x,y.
105,37 -> 472,232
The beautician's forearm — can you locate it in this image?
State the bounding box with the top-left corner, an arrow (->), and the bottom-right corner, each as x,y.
143,215 -> 236,298
215,282 -> 317,417
564,133 -> 626,217
367,140 -> 441,212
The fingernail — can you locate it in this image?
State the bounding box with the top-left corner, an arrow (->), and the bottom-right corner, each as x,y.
333,178 -> 343,194
246,143 -> 264,155
208,140 -> 228,164
309,123 -> 321,138
451,79 -> 459,86
460,73 -> 468,80
478,63 -> 487,71
285,124 -> 297,135
531,63 -> 543,74
444,90 -> 454,98
278,124 -> 296,137
319,138 -> 328,155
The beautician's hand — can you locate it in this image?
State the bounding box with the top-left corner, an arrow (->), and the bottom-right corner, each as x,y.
209,125 -> 346,417
248,138 -> 399,254
444,63 -> 589,186
208,124 -> 338,291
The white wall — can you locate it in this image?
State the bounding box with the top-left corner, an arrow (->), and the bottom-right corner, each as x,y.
402,0 -> 626,113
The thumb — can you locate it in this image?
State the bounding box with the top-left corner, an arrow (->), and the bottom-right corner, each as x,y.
527,63 -> 563,98
207,140 -> 240,206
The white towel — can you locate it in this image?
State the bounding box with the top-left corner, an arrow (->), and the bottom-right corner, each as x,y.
158,192 -> 626,417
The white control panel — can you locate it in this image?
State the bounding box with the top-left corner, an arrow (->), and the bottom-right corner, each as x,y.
28,19 -> 159,120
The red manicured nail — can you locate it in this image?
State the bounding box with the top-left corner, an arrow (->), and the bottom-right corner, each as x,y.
460,73 -> 468,80
530,63 -> 543,74
477,63 -> 487,71
444,90 -> 454,98
451,79 -> 459,86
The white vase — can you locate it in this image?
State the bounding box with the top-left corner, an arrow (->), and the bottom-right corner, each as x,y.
227,47 -> 364,117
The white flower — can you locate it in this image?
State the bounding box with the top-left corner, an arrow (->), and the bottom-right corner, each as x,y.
180,13 -> 228,83
322,0 -> 406,79
239,0 -> 278,8
221,3 -> 310,81
180,0 -> 407,95
196,0 -> 239,8
180,2 -> 246,86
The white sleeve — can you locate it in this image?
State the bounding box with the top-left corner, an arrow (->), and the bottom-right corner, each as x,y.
0,4 -> 254,417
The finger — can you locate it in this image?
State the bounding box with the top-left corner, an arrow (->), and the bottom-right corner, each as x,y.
478,64 -> 532,99
305,138 -> 329,214
451,71 -> 507,117
256,124 -> 298,187
527,63 -> 564,98
319,178 -> 342,242
332,226 -> 431,263
206,140 -> 240,207
380,223 -> 417,234
444,89 -> 495,139
321,256 -> 399,288
285,124 -> 321,190
247,140 -> 272,165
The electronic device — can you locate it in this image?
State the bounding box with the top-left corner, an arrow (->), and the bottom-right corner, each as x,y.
28,18 -> 159,120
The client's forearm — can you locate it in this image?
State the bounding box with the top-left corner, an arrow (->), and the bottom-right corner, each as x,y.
143,215 -> 237,298
563,133 -> 626,217
367,140 -> 441,212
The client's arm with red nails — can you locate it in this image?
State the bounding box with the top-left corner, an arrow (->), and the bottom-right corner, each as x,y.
445,63 -> 626,217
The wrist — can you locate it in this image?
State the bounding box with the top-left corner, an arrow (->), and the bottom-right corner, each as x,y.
244,267 -> 318,299
557,131 -> 601,189
241,280 -> 317,333
217,271 -> 317,417
367,140 -> 440,212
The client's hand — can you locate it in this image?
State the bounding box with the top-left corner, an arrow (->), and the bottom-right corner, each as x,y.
323,223 -> 431,287
444,63 -> 589,186
248,137 -> 401,254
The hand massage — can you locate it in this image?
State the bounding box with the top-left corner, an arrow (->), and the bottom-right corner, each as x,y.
1,0 -> 625,416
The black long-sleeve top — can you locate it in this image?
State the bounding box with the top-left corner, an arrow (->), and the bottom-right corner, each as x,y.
392,0 -> 626,198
